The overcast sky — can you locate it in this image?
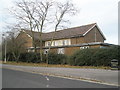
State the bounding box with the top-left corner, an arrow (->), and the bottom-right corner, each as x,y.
0,0 -> 119,45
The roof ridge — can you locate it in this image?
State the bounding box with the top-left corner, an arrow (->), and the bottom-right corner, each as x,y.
45,22 -> 97,34
22,29 -> 45,34
22,23 -> 97,34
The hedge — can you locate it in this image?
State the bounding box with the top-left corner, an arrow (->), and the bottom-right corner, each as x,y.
5,46 -> 120,66
48,52 -> 67,64
6,52 -> 67,64
69,46 -> 119,66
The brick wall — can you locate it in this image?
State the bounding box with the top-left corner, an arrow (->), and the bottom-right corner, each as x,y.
71,26 -> 105,45
84,26 -> 104,43
16,32 -> 33,48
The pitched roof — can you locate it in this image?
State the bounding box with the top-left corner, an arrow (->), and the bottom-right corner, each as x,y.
22,23 -> 105,41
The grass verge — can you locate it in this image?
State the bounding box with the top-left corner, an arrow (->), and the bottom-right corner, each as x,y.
3,61 -> 111,70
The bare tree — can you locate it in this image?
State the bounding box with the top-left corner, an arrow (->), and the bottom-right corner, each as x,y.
9,0 -> 78,62
46,1 -> 77,64
2,29 -> 26,63
12,0 -> 37,52
48,1 -> 77,50
10,0 -> 54,61
32,0 -> 53,61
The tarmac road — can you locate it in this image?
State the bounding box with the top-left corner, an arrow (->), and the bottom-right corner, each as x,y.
2,64 -> 118,86
2,68 -> 118,88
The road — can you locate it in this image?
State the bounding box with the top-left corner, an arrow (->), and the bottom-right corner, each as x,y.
2,64 -> 118,85
2,68 -> 118,88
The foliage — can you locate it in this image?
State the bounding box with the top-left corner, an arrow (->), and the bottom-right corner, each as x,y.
6,46 -> 119,67
69,46 -> 119,66
48,52 -> 67,64
6,52 -> 67,64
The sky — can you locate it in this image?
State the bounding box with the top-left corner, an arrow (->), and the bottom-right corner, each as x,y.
0,0 -> 119,45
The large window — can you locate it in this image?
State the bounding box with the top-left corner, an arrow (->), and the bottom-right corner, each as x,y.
58,48 -> 65,54
45,39 -> 71,47
63,40 -> 69,46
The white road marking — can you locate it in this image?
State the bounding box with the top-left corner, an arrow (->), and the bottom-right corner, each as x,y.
45,76 -> 49,81
46,84 -> 49,88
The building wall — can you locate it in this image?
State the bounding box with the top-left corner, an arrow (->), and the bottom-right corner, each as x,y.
19,26 -> 106,54
84,26 -> 104,43
34,40 -> 45,47
20,26 -> 105,48
16,32 -> 33,48
70,27 -> 105,45
71,37 -> 85,45
46,44 -> 106,56
16,32 -> 45,49
64,47 -> 80,55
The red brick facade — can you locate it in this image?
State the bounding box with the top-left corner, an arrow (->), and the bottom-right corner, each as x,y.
16,23 -> 111,55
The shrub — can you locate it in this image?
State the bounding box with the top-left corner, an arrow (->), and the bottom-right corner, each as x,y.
6,52 -> 15,61
6,46 -> 119,66
48,52 -> 67,64
19,52 -> 46,63
69,49 -> 94,66
69,46 -> 120,66
6,52 -> 67,64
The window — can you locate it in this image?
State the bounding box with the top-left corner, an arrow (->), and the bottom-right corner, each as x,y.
28,49 -> 35,52
80,46 -> 89,49
100,46 -> 106,48
44,49 -> 49,54
85,46 -> 89,49
48,42 -> 51,46
80,47 -> 85,49
63,40 -> 70,46
53,41 -> 55,46
58,48 -> 65,54
27,49 -> 30,52
63,40 -> 65,45
55,41 -> 58,46
31,49 -> 35,52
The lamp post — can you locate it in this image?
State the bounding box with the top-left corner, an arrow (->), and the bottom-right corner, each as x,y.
2,34 -> 7,63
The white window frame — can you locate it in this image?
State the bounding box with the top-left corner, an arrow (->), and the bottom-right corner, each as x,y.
27,49 -> 30,52
44,49 -> 49,54
85,46 -> 89,49
63,40 -> 65,46
80,47 -> 85,49
100,46 -> 106,48
58,48 -> 65,54
48,41 -> 51,46
80,46 -> 89,49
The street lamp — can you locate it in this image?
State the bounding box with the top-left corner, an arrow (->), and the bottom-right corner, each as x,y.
2,34 -> 7,63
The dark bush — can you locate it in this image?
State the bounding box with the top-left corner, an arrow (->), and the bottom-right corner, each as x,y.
19,52 -> 46,63
6,52 -> 67,64
69,46 -> 119,66
48,52 -> 67,64
6,52 -> 15,61
6,46 -> 119,66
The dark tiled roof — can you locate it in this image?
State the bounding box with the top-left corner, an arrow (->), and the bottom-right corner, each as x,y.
23,23 -> 97,41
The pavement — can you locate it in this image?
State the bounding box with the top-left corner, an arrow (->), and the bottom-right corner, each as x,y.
2,68 -> 118,88
2,64 -> 119,86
